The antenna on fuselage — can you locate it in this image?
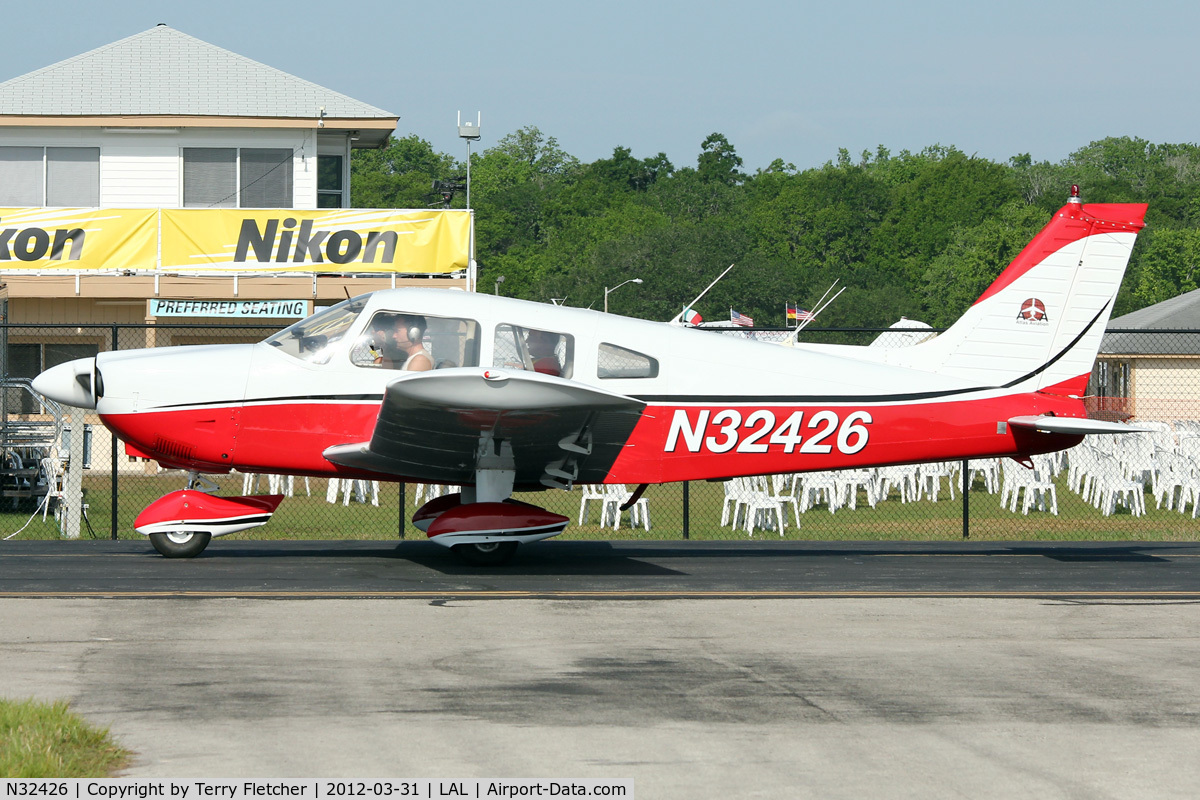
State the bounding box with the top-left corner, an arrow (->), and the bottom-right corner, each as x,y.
785,280 -> 844,343
667,264 -> 734,325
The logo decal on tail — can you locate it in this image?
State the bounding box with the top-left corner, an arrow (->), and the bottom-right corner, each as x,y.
1017,297 -> 1048,323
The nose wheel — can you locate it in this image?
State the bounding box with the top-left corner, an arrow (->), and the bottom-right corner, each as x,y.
148,531 -> 212,558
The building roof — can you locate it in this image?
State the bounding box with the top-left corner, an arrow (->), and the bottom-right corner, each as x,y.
0,25 -> 397,144
1101,288 -> 1200,355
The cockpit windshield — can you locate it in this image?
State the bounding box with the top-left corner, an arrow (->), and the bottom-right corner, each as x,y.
265,296 -> 368,364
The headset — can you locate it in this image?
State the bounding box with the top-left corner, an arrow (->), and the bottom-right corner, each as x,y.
400,315 -> 426,343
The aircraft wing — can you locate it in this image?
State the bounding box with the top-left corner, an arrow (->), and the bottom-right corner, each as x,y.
323,368 -> 646,489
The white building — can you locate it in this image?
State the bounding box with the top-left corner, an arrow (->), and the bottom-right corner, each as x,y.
0,25 -> 469,477
1092,289 -> 1200,423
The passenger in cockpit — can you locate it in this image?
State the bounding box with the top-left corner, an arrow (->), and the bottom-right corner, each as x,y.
526,329 -> 562,376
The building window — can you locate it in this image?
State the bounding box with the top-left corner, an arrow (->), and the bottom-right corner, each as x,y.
0,146 -> 100,207
47,148 -> 100,207
183,147 -> 294,208
1094,360 -> 1131,399
241,148 -> 293,208
182,148 -> 237,207
317,155 -> 344,208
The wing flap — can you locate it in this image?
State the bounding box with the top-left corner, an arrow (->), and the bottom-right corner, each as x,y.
324,368 -> 646,488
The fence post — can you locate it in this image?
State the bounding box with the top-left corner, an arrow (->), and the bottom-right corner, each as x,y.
110,324 -> 119,540
62,408 -> 85,539
398,481 -> 406,539
682,481 -> 690,540
961,459 -> 969,539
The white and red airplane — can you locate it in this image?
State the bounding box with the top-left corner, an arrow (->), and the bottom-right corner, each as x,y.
33,189 -> 1147,564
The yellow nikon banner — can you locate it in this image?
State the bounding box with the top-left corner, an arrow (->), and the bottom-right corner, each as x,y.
0,207 -> 157,271
161,209 -> 472,273
0,208 -> 470,274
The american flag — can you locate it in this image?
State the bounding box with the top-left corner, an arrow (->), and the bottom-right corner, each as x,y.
730,309 -> 754,327
787,302 -> 814,324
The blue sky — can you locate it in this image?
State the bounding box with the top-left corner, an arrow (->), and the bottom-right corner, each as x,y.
9,1 -> 1197,172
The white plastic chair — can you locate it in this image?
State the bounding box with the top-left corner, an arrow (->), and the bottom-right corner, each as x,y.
966,459 -> 1000,494
733,476 -> 786,536
264,474 -> 311,498
327,478 -> 372,505
1000,457 -> 1058,515
875,464 -> 921,503
769,474 -> 802,526
918,462 -> 956,503
242,472 -> 267,494
1092,453 -> 1145,517
797,472 -> 841,514
836,469 -> 877,510
601,484 -> 650,531
579,484 -> 607,525
1152,450 -> 1190,512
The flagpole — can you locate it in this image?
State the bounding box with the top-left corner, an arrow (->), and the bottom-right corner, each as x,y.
667,264 -> 734,325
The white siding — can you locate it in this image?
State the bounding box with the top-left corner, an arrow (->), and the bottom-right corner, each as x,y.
101,142 -> 179,206
1132,358 -> 1200,422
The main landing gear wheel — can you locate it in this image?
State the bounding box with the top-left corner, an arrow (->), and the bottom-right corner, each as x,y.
149,531 -> 212,558
451,541 -> 518,566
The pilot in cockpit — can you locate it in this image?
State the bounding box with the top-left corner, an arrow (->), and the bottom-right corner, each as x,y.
353,312 -> 433,371
388,314 -> 432,371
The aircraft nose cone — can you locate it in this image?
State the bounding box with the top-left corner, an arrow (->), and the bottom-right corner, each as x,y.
31,357 -> 97,409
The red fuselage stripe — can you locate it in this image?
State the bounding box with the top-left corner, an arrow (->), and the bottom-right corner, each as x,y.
103,387 -> 1086,484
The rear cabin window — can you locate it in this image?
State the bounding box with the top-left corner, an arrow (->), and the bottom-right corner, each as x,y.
597,343 -> 658,379
493,325 -> 573,379
350,312 -> 480,371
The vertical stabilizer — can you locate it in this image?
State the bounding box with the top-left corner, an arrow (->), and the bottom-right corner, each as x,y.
883,191 -> 1146,394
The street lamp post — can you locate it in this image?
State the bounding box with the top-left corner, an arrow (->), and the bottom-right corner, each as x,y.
604,278 -> 643,313
494,275 -> 505,296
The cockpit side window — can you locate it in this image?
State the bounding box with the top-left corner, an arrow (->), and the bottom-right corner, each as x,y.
493,325 -> 573,379
265,297 -> 366,365
350,312 -> 480,371
597,343 -> 658,379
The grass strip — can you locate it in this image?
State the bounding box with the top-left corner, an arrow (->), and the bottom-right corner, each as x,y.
0,698 -> 130,778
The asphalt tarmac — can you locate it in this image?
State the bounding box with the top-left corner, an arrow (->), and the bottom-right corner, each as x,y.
2,539 -> 1199,798
4,538 -> 1200,597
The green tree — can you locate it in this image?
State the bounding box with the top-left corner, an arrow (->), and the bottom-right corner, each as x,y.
697,132 -> 745,185
1120,227 -> 1200,313
350,135 -> 458,208
920,201 -> 1049,326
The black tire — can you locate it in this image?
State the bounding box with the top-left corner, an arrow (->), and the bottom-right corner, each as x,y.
148,531 -> 212,558
452,541 -> 518,566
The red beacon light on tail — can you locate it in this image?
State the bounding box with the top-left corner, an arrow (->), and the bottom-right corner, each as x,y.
1068,184 -> 1082,204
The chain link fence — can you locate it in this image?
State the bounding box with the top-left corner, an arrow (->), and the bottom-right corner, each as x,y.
2,323 -> 1197,543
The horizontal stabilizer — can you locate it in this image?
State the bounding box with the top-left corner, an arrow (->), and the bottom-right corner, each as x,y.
1007,415 -> 1150,435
